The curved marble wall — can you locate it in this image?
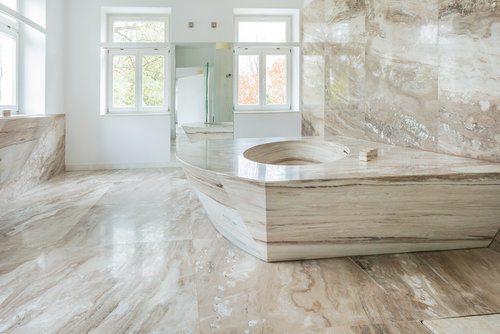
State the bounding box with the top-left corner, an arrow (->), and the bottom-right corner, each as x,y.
302,0 -> 500,162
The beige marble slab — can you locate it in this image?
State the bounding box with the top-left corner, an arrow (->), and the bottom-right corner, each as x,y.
0,242 -> 198,334
491,230 -> 500,253
0,115 -> 65,204
182,122 -> 234,143
0,169 -> 199,252
193,236 -> 499,333
177,137 -> 500,261
438,0 -> 500,162
424,314 -> 500,334
309,321 -> 430,334
176,136 -> 500,182
353,249 -> 500,318
1,168 -> 500,332
301,0 -> 500,163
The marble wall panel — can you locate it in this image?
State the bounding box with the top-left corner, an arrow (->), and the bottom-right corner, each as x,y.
302,52 -> 326,137
303,0 -> 329,43
0,115 -> 65,204
365,0 -> 440,150
438,0 -> 500,161
302,0 -> 500,162
302,0 -> 328,137
324,0 -> 367,139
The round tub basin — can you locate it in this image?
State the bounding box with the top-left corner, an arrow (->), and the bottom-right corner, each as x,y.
243,140 -> 350,166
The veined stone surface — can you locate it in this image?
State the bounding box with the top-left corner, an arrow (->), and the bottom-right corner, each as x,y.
182,122 -> 234,143
0,115 -> 65,205
424,314 -> 500,334
1,168 -> 499,332
302,0 -> 500,162
177,137 -> 500,262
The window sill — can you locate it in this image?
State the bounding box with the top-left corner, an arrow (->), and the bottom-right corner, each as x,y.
101,112 -> 171,117
234,110 -> 300,115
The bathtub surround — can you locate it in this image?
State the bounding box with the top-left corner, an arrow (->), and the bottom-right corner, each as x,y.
0,115 -> 65,204
182,122 -> 234,143
177,137 -> 500,262
491,230 -> 500,252
302,0 -> 500,162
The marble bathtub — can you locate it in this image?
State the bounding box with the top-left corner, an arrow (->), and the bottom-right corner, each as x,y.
176,136 -> 500,262
182,122 -> 233,143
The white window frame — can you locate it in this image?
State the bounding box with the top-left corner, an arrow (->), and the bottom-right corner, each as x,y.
107,48 -> 169,114
105,15 -> 170,114
234,47 -> 292,111
108,15 -> 169,45
0,17 -> 18,111
233,16 -> 293,111
234,16 -> 292,44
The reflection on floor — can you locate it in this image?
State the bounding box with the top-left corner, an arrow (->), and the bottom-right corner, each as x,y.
0,169 -> 499,333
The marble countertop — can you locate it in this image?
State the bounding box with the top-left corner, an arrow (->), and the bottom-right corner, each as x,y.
176,136 -> 500,183
182,122 -> 234,134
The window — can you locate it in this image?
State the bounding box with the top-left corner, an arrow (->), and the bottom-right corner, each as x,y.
234,16 -> 292,111
235,17 -> 291,43
235,48 -> 291,109
106,16 -> 169,114
0,2 -> 18,110
109,16 -> 168,44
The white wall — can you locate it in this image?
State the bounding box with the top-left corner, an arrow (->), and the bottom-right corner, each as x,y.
46,0 -> 65,114
65,0 -> 303,169
234,111 -> 301,139
16,0 -> 46,115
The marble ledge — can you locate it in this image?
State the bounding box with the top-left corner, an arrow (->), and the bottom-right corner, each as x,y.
176,136 -> 500,183
0,113 -> 65,120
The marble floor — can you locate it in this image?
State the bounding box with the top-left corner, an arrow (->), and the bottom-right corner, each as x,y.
0,168 -> 499,334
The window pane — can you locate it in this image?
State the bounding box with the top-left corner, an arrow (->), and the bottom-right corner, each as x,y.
0,0 -> 17,10
0,32 -> 16,106
238,55 -> 260,106
238,21 -> 288,43
112,20 -> 166,43
266,55 -> 287,105
112,55 -> 136,108
143,55 -> 165,107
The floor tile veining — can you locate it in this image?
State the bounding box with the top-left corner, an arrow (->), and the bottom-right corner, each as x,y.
0,169 -> 498,333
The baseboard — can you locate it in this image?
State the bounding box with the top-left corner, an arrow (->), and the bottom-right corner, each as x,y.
65,161 -> 180,171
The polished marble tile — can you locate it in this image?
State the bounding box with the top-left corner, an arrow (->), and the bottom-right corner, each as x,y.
0,242 -> 197,334
423,314 -> 500,334
365,0 -> 439,143
302,0 -> 500,162
418,249 -> 500,311
57,204 -> 193,247
302,53 -> 326,137
353,250 -> 500,318
194,240 -> 458,333
325,43 -> 366,139
307,321 -> 430,334
96,168 -> 189,205
1,169 -> 499,333
303,0 -> 329,43
438,0 -> 500,162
